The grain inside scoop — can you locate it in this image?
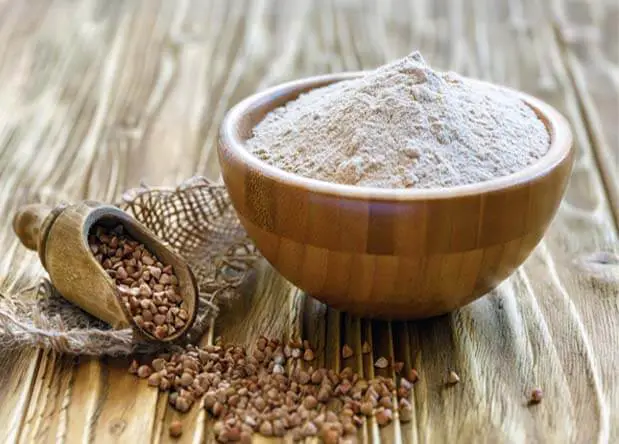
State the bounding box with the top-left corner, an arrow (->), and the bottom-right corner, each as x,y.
12,201 -> 198,342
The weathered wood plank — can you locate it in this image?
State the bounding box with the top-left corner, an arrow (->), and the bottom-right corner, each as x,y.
0,350 -> 40,443
551,0 -> 619,226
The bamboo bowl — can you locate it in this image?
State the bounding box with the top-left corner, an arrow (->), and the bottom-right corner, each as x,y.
218,72 -> 574,319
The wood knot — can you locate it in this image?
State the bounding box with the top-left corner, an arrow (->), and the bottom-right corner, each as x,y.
580,252 -> 619,266
108,419 -> 127,436
575,252 -> 619,284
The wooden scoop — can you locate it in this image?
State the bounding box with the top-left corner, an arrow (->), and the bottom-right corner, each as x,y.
13,201 -> 198,342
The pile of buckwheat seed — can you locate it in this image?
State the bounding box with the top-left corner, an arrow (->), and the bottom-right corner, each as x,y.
89,224 -> 189,340
130,337 -> 418,442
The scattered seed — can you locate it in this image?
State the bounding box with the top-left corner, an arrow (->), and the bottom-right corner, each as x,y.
152,358 -> 166,372
400,376 -> 413,390
175,396 -> 192,413
407,368 -> 419,384
137,365 -> 152,378
311,369 -> 324,385
303,395 -> 318,410
375,407 -> 393,426
326,411 -> 339,424
159,378 -> 171,391
253,349 -> 265,362
253,397 -> 266,412
147,373 -> 161,387
343,421 -> 356,435
317,386 -> 331,402
220,426 -> 241,441
257,337 -> 267,351
180,373 -> 193,387
398,398 -> 413,422
259,420 -> 273,436
360,401 -> 373,416
342,344 -> 354,359
374,357 -> 389,369
169,420 -> 183,438
322,428 -> 340,444
530,388 -> 543,404
447,370 -> 460,385
303,348 -> 315,362
362,341 -> 371,354
169,392 -> 178,407
131,336 -> 417,441
340,366 -> 353,379
301,421 -> 318,437
212,401 -> 224,417
272,419 -> 286,437
297,370 -> 310,385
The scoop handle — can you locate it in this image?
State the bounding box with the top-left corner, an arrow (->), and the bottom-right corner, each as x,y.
13,204 -> 53,251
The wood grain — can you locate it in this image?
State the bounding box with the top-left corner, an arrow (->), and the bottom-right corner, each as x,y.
550,0 -> 619,228
0,0 -> 617,443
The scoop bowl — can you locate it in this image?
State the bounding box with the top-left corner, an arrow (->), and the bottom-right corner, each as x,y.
218,72 -> 574,319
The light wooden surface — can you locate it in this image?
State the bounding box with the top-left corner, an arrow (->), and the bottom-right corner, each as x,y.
0,0 -> 617,443
219,72 -> 575,319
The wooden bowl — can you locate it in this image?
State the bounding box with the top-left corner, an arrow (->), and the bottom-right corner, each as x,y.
218,72 -> 574,319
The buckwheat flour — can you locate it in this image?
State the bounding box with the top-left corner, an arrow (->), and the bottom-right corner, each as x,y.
247,51 -> 550,189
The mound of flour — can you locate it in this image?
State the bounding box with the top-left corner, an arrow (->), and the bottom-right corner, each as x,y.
246,52 -> 550,189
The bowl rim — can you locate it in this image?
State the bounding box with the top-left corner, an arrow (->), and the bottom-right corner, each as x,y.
220,71 -> 573,201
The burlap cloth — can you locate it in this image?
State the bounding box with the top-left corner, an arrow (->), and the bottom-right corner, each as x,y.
0,177 -> 258,356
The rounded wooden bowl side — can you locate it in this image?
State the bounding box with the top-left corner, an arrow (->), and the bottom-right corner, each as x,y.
218,74 -> 574,319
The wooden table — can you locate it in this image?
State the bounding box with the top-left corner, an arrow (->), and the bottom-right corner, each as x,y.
0,0 -> 617,442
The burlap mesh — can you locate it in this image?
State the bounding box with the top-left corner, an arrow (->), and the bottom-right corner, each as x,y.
0,177 -> 258,356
